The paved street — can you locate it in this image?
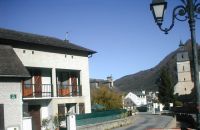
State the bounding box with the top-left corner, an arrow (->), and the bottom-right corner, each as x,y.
112,114 -> 174,130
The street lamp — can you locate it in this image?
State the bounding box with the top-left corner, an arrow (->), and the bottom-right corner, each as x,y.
150,0 -> 200,129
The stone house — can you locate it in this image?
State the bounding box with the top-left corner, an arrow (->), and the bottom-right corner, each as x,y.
90,76 -> 114,89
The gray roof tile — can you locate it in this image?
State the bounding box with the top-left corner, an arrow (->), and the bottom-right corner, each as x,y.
0,28 -> 96,55
0,45 -> 30,78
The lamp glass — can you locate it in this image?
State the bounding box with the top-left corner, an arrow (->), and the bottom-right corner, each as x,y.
153,4 -> 165,20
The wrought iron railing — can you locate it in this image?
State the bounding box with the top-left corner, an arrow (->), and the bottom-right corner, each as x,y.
22,84 -> 53,98
22,84 -> 82,98
57,84 -> 82,97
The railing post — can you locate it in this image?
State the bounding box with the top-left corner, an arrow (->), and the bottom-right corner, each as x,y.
52,68 -> 57,97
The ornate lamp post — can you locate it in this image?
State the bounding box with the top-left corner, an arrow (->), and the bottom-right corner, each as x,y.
150,0 -> 200,129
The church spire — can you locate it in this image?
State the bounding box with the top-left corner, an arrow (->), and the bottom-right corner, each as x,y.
179,40 -> 185,51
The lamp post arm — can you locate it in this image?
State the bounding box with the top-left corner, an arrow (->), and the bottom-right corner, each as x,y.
157,5 -> 188,34
195,3 -> 200,19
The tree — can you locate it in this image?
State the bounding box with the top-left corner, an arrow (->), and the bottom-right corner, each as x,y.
158,68 -> 174,105
91,86 -> 122,110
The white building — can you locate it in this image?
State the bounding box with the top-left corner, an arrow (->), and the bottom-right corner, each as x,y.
134,91 -> 147,105
123,92 -> 147,109
0,28 -> 96,130
174,42 -> 194,95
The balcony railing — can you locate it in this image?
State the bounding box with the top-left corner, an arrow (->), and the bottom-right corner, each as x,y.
57,84 -> 82,97
22,84 -> 53,98
22,84 -> 82,98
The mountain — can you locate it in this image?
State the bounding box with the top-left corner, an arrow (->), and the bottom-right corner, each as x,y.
114,40 -> 195,93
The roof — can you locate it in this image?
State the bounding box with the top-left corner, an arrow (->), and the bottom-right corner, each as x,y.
134,91 -> 146,96
90,79 -> 107,83
0,28 -> 96,55
125,92 -> 141,106
0,45 -> 30,78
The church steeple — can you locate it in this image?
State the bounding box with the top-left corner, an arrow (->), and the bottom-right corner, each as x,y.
179,40 -> 185,51
174,40 -> 194,95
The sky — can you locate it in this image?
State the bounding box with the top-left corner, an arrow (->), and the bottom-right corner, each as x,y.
0,0 -> 199,80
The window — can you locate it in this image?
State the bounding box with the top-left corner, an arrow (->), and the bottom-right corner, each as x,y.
23,78 -> 32,88
58,104 -> 66,117
79,103 -> 85,114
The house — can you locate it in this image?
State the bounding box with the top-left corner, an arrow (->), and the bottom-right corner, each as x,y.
174,41 -> 194,95
0,45 -> 30,130
134,91 -> 147,105
0,28 -> 96,130
90,76 -> 114,89
123,92 -> 141,110
123,91 -> 147,108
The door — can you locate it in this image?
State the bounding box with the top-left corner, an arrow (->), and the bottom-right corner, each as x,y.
79,103 -> 85,114
58,104 -> 66,129
58,104 -> 66,117
0,104 -> 4,130
34,72 -> 42,97
29,105 -> 41,130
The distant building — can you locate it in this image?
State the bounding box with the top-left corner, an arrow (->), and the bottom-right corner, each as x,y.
90,76 -> 114,89
174,41 -> 194,95
134,91 -> 147,105
123,91 -> 147,109
147,91 -> 159,101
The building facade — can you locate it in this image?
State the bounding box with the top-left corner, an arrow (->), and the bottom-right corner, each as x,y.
0,28 -> 96,130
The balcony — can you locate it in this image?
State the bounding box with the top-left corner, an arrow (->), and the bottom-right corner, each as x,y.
57,84 -> 82,97
22,84 -> 53,98
22,84 -> 82,98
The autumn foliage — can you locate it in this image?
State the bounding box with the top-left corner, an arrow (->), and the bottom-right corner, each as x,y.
91,86 -> 122,110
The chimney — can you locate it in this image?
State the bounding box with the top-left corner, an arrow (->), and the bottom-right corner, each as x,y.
64,32 -> 69,42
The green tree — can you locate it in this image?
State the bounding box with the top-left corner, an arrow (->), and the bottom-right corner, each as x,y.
158,68 -> 174,105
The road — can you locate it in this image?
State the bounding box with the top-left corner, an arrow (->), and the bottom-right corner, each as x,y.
111,114 -> 174,130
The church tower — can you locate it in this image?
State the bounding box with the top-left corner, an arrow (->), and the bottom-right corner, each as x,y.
174,41 -> 194,95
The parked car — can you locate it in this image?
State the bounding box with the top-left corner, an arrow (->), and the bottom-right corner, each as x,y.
161,105 -> 173,115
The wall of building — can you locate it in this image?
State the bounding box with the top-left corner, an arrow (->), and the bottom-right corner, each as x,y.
14,48 -> 91,113
50,97 -> 85,115
177,61 -> 192,82
0,81 -> 22,130
139,96 -> 147,105
174,58 -> 194,95
174,81 -> 194,95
